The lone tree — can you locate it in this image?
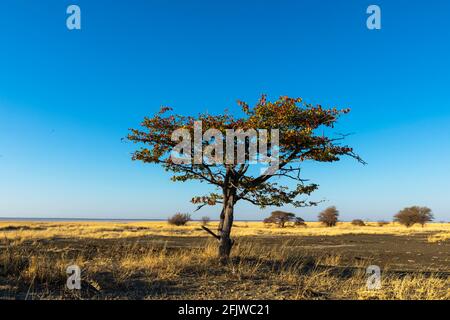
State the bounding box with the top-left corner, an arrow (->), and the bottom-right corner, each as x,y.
263,210 -> 296,228
319,206 -> 339,227
394,206 -> 433,227
128,95 -> 363,264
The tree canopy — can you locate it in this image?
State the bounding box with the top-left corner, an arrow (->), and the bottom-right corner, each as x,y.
128,95 -> 363,210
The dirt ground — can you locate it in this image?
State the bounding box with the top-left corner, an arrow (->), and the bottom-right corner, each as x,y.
0,230 -> 448,300
250,233 -> 449,272
18,232 -> 449,272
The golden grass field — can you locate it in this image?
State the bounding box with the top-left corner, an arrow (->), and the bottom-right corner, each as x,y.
0,221 -> 449,300
1,220 -> 449,240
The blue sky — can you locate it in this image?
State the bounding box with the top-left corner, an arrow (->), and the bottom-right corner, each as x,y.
0,0 -> 449,221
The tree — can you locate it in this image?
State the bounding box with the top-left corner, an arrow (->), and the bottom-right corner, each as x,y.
394,206 -> 433,227
319,206 -> 339,227
128,95 -> 363,264
263,210 -> 296,228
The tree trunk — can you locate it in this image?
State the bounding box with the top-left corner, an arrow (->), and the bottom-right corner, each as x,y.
218,187 -> 235,265
217,208 -> 225,234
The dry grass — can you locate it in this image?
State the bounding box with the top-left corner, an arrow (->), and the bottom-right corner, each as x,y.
0,221 -> 448,300
1,221 -> 448,242
427,232 -> 450,243
0,238 -> 448,300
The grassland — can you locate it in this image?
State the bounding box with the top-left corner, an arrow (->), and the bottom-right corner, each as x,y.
0,221 -> 448,300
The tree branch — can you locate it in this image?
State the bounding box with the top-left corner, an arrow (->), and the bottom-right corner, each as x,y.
201,226 -> 221,240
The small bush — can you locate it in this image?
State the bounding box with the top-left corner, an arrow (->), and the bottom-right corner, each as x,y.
351,219 -> 366,226
377,220 -> 389,227
318,206 -> 339,227
168,213 -> 191,226
201,216 -> 210,226
294,217 -> 307,227
263,217 -> 273,227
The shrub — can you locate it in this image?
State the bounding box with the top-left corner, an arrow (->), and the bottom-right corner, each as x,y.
318,206 -> 339,227
263,217 -> 273,227
294,217 -> 307,227
168,213 -> 191,226
377,220 -> 389,227
351,219 -> 366,226
201,216 -> 210,226
394,206 -> 433,227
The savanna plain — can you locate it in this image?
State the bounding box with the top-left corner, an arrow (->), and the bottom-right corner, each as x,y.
0,221 -> 448,300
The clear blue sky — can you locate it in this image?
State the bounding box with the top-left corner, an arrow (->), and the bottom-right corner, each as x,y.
0,0 -> 449,221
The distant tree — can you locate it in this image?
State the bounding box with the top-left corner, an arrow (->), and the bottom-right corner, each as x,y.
128,95 -> 363,263
264,211 -> 296,228
377,220 -> 389,227
168,213 -> 191,226
394,206 -> 433,227
318,206 -> 339,227
351,219 -> 365,226
201,216 -> 211,226
294,216 -> 307,227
